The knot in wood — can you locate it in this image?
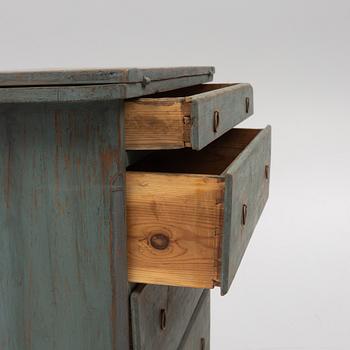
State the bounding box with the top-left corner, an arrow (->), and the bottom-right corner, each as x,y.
149,233 -> 170,250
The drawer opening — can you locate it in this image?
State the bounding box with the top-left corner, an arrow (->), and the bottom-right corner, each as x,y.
127,128 -> 261,175
126,128 -> 268,290
141,83 -> 237,99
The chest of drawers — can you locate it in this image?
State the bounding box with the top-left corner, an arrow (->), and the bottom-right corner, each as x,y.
0,66 -> 270,349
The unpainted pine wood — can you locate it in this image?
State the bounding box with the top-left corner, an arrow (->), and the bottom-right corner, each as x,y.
126,128 -> 271,294
0,101 -> 128,350
178,290 -> 210,350
126,172 -> 224,289
130,284 -> 203,350
125,99 -> 191,149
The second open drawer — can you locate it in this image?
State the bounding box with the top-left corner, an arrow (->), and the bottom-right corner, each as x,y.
126,126 -> 271,295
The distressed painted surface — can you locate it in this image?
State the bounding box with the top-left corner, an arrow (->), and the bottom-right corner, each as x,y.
221,126 -> 271,295
0,67 -> 214,87
178,290 -> 210,350
130,284 -> 203,350
0,101 -> 128,349
0,76 -> 213,104
191,83 -> 254,150
0,68 -> 214,104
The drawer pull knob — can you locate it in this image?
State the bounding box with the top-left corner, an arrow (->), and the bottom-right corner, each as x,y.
242,204 -> 248,226
150,233 -> 170,250
142,75 -> 151,87
213,111 -> 220,133
201,337 -> 206,350
245,97 -> 250,113
160,309 -> 167,330
265,165 -> 270,180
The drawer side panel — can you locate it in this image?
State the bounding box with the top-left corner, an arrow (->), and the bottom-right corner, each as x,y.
125,100 -> 190,150
126,172 -> 224,288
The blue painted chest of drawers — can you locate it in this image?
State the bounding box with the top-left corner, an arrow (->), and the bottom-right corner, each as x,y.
0,66 -> 270,349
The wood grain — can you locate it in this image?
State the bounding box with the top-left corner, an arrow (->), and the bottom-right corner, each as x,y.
126,128 -> 271,293
124,83 -> 253,151
125,99 -> 191,149
126,172 -> 224,288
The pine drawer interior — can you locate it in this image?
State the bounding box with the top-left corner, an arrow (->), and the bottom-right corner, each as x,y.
126,127 -> 270,293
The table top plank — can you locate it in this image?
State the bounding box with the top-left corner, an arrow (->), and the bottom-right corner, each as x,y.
0,66 -> 214,87
0,70 -> 214,103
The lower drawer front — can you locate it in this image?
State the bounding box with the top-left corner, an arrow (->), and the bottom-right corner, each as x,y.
178,290 -> 210,350
127,126 -> 271,295
130,284 -> 203,350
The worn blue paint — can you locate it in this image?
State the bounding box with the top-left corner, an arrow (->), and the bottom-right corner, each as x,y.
0,101 -> 128,349
191,83 -> 254,150
221,126 -> 271,295
130,284 -> 203,350
0,67 -> 214,87
178,290 -> 210,350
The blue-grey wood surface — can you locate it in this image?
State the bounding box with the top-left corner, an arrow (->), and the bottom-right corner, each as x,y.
0,76 -> 212,104
221,126 -> 271,295
0,67 -> 214,103
130,284 -> 203,350
0,101 -> 128,349
190,83 -> 253,150
0,67 -> 214,87
178,290 -> 210,350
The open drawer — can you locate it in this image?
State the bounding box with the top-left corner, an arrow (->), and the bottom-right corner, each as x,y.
126,126 -> 271,295
125,83 -> 253,151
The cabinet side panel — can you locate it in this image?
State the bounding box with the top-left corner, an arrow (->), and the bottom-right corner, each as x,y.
0,101 -> 128,350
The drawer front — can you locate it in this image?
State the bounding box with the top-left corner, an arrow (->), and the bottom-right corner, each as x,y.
190,83 -> 253,150
125,83 -> 253,151
221,126 -> 271,294
127,127 -> 271,294
130,284 -> 203,350
178,290 -> 210,350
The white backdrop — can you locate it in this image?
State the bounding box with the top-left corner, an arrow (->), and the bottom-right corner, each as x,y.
1,1 -> 349,349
